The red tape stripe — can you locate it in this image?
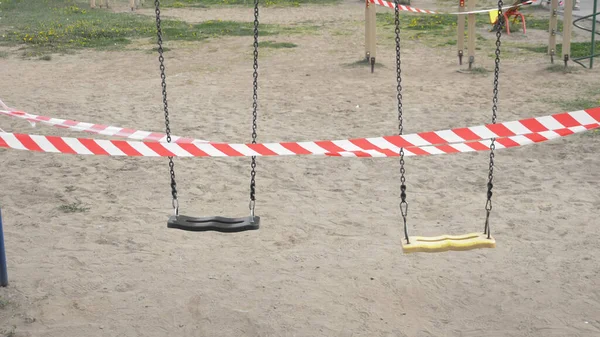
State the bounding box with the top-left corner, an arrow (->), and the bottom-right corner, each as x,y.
47,136 -> 77,154
280,142 -> 312,155
79,138 -> 110,155
179,143 -> 209,157
15,134 -> 43,152
113,141 -> 143,157
554,113 -> 582,127
145,142 -> 176,157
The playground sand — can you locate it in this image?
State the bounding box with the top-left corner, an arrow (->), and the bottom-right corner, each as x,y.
0,1 -> 599,336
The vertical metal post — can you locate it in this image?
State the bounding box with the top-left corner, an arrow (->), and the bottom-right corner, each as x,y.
590,0 -> 597,69
0,208 -> 8,287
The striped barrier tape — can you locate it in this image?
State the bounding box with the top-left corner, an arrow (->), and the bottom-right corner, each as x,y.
0,109 -> 210,144
328,124 -> 600,157
368,0 -> 533,15
2,107 -> 599,152
1,123 -> 598,158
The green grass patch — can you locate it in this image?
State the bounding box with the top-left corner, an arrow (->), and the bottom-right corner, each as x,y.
521,41 -> 600,58
467,66 -> 489,74
0,297 -> 10,309
559,97 -> 600,110
376,13 -> 494,47
377,12 -> 457,31
343,57 -> 386,69
58,200 -> 90,213
0,0 -> 315,55
474,13 -> 562,32
457,66 -> 490,75
376,11 -> 560,33
545,64 -> 579,73
554,87 -> 600,111
258,40 -> 297,48
518,15 -> 563,32
376,12 -> 458,46
374,10 -> 565,49
160,0 -> 341,7
149,46 -> 171,53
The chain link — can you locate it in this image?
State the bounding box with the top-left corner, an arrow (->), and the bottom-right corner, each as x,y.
154,0 -> 178,215
249,0 -> 259,217
484,0 -> 504,239
394,0 -> 409,244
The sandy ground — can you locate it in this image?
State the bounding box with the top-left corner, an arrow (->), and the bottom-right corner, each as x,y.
0,0 -> 599,336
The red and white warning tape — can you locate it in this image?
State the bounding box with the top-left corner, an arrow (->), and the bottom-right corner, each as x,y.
0,124 -> 596,157
329,124 -> 600,157
369,0 -> 437,14
368,0 -> 533,15
1,107 -> 598,158
2,107 -> 599,154
0,109 -> 210,144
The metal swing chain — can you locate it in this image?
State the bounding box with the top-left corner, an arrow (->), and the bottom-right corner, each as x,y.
249,0 -> 259,218
154,0 -> 178,215
394,0 -> 409,244
484,0 -> 504,239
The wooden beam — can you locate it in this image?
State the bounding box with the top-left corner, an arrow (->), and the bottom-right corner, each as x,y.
364,0 -> 377,72
548,0 -> 559,63
562,0 -> 574,65
467,0 -> 476,68
457,0 -> 466,65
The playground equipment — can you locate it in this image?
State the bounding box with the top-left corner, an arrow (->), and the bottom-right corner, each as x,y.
548,0 -> 560,63
456,0 -> 478,67
365,0 -> 532,69
548,0 -> 598,67
154,0 -> 261,233
0,1 -> 599,255
365,0 -> 377,72
151,0 -> 504,252
572,0 -> 598,68
489,0 -> 528,35
90,0 -> 143,11
561,0 -> 574,65
457,0 -> 531,67
399,0 -> 503,252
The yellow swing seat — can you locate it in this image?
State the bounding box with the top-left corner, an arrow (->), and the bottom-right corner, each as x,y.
401,232 -> 496,253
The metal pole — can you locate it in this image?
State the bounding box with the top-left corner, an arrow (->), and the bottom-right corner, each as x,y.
591,0 -> 597,68
0,208 -> 8,287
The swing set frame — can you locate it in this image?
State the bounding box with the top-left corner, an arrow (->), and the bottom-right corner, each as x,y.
153,0 -> 502,253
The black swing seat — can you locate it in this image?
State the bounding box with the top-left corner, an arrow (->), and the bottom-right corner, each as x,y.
167,214 -> 260,233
